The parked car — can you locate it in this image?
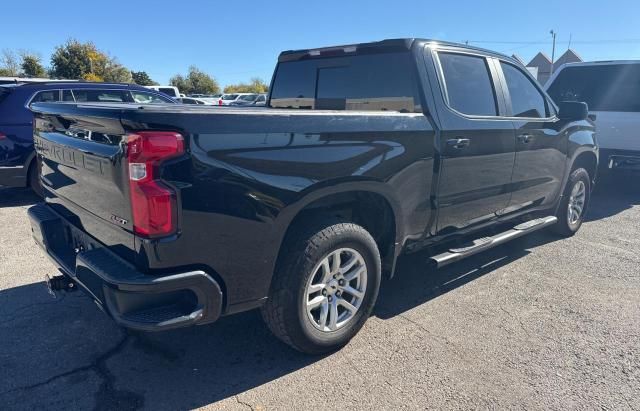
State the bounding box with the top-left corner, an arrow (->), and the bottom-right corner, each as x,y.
229,93 -> 267,106
0,82 -> 176,194
218,93 -> 253,105
177,97 -> 206,105
28,39 -> 596,354
546,60 -> 640,172
144,85 -> 181,99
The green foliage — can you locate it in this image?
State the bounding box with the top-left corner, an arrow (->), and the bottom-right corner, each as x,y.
170,66 -> 220,94
50,39 -> 96,79
49,39 -> 132,82
20,54 -> 47,78
131,71 -> 157,86
223,77 -> 269,94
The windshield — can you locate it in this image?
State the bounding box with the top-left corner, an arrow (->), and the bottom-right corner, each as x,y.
238,94 -> 258,101
158,87 -> 178,97
547,64 -> 640,112
222,94 -> 239,100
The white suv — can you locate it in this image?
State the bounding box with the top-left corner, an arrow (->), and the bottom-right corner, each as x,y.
546,61 -> 640,172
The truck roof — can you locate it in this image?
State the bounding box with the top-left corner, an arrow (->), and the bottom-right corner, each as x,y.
278,38 -> 515,63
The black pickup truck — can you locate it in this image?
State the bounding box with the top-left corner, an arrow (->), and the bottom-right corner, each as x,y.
28,39 -> 597,354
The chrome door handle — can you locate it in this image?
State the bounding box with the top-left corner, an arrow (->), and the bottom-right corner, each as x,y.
517,134 -> 534,143
446,138 -> 471,149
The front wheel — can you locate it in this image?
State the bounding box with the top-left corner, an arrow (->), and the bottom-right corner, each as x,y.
261,219 -> 381,354
552,167 -> 591,237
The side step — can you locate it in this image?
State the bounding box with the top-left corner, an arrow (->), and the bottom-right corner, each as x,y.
430,216 -> 557,268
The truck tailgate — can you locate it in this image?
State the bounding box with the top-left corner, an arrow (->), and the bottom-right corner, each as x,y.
32,107 -> 136,261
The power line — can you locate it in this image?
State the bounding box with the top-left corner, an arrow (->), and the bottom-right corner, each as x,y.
466,39 -> 640,45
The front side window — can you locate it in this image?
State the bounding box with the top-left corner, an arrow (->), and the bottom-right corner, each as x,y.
31,90 -> 60,104
438,53 -> 497,116
501,62 -> 548,118
131,91 -> 174,104
238,94 -> 258,101
270,52 -> 422,113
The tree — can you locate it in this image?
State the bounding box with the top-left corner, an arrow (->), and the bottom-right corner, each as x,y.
131,71 -> 157,86
102,63 -> 132,83
50,39 -> 96,79
0,50 -> 21,76
170,66 -> 220,95
49,39 -> 133,83
223,77 -> 269,94
20,53 -> 47,78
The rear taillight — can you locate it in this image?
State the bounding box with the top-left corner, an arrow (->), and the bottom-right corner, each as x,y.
127,131 -> 184,238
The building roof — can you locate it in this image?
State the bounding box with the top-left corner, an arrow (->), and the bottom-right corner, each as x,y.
527,52 -> 552,70
554,49 -> 583,67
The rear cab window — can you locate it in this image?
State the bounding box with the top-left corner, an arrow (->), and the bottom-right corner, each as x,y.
547,64 -> 640,112
269,52 -> 422,113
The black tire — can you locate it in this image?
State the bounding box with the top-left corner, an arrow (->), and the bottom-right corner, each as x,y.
261,218 -> 381,354
552,167 -> 591,237
28,159 -> 44,198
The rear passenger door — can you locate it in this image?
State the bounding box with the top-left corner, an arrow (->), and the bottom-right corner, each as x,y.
429,49 -> 516,234
496,61 -> 565,212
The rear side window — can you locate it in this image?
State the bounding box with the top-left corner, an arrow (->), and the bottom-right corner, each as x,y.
547,64 -> 640,112
438,53 -> 497,116
30,90 -> 60,104
73,89 -> 130,103
500,62 -> 548,118
270,52 -> 422,113
62,90 -> 75,101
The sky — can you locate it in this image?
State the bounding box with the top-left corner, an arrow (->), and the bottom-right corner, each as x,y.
2,0 -> 640,87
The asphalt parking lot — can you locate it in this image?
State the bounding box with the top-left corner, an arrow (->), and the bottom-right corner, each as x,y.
0,176 -> 638,410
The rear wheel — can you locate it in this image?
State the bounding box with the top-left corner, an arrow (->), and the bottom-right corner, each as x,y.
28,158 -> 43,198
552,167 -> 591,236
261,219 -> 381,354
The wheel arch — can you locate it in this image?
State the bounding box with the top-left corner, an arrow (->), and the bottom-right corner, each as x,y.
274,183 -> 404,279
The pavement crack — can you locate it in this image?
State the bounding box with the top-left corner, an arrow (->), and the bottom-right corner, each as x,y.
1,331 -> 143,410
235,395 -> 255,410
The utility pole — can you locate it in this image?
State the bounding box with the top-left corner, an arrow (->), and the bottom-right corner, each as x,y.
550,30 -> 557,73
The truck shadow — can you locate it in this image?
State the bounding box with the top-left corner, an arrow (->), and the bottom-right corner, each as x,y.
0,175 -> 636,409
585,173 -> 640,222
0,233 -> 556,410
0,187 -> 40,208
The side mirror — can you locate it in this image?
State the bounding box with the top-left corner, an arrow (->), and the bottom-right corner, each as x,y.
558,101 -> 588,121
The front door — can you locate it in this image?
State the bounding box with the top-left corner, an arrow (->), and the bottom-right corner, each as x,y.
430,50 -> 516,234
497,61 -> 566,212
